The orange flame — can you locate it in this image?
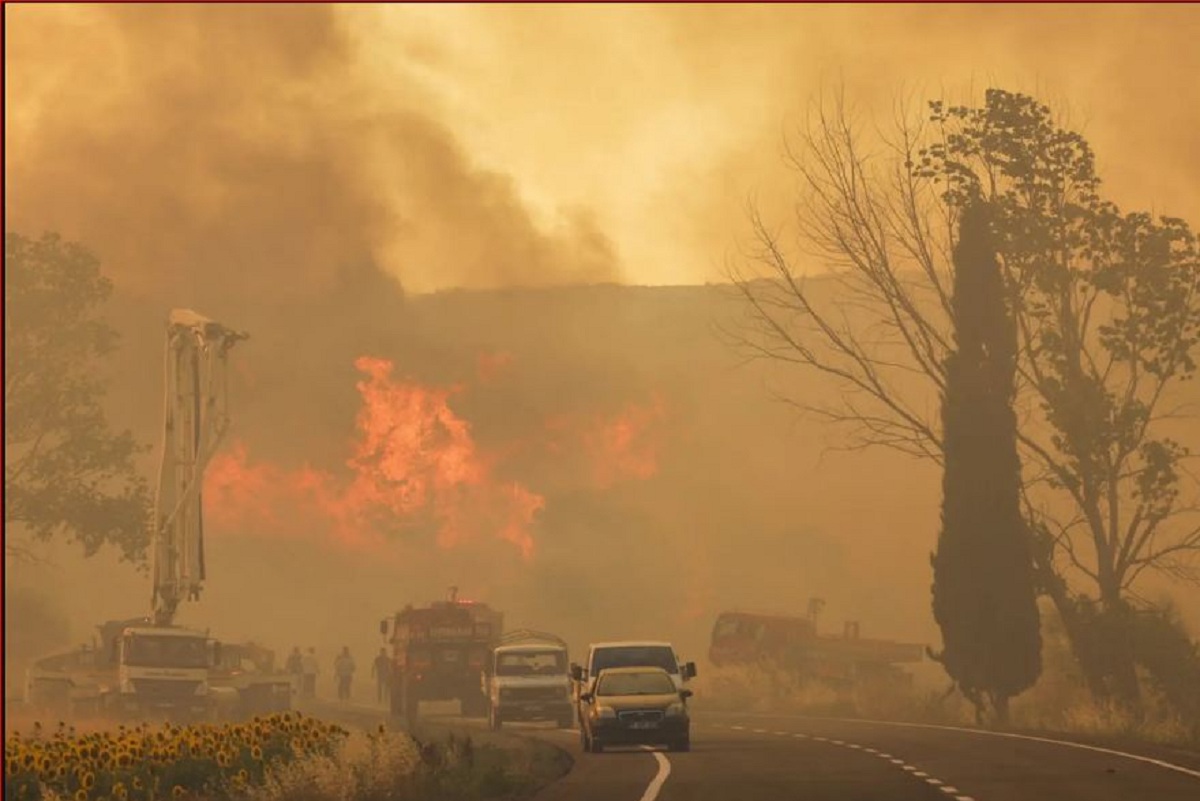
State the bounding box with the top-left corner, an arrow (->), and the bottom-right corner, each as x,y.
205,357 -> 543,559
545,393 -> 668,489
476,350 -> 514,385
204,357 -> 666,561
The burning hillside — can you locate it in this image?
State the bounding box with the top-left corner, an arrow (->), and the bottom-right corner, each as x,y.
203,354 -> 668,560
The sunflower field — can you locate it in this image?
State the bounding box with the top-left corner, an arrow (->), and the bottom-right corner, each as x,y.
4,713 -> 348,801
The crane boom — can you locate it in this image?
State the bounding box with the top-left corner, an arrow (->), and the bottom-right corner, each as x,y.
151,309 -> 248,626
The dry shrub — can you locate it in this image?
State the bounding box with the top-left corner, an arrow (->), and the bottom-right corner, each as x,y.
692,662 -> 963,723
244,727 -> 545,801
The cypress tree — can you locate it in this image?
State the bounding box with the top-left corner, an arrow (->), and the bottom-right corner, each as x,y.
931,201 -> 1041,724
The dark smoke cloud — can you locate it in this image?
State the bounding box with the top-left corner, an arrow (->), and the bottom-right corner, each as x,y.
5,4 -> 618,306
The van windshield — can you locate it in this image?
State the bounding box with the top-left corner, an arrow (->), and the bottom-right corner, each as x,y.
496,650 -> 566,676
592,646 -> 678,675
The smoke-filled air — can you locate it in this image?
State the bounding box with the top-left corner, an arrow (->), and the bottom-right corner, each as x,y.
6,4 -> 1200,798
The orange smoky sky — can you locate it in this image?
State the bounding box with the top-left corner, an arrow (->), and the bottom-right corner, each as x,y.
6,4 -> 1199,292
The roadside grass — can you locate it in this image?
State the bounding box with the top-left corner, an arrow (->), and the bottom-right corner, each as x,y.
691,662 -> 1200,751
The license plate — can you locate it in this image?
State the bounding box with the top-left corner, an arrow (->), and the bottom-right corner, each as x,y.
628,721 -> 658,730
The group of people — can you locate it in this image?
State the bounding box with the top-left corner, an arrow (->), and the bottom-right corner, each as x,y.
285,646 -> 394,703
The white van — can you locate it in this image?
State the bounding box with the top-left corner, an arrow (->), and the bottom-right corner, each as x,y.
570,641 -> 697,700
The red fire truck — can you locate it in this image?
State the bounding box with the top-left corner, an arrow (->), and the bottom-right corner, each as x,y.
709,609 -> 924,688
379,588 -> 503,727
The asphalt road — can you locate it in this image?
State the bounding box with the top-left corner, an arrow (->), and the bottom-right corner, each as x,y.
309,701 -> 1200,801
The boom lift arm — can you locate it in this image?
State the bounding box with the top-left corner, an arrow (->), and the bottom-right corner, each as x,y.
151,310 -> 247,627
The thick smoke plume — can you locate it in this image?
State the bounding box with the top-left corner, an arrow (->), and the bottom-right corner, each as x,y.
5,4 -> 617,304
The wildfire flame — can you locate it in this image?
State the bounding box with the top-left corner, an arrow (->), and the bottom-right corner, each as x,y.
545,393 -> 667,489
204,356 -> 666,560
205,356 -> 542,559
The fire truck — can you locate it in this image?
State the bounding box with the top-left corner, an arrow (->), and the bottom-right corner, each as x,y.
379,588 -> 503,727
708,607 -> 925,689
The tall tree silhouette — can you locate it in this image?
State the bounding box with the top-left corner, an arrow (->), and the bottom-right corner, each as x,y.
731,88 -> 1200,708
931,201 -> 1041,724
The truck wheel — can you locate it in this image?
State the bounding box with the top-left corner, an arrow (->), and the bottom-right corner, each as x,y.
488,705 -> 502,731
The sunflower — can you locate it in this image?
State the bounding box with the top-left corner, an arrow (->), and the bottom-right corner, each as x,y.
74,790 -> 88,801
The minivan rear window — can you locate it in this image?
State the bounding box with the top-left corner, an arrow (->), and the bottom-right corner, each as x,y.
592,646 -> 678,675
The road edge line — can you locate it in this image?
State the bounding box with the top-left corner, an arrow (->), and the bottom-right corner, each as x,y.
705,711 -> 1200,780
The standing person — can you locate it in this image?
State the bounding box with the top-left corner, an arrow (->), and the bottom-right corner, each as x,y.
371,647 -> 392,705
285,646 -> 303,697
333,646 -> 356,701
301,647 -> 319,699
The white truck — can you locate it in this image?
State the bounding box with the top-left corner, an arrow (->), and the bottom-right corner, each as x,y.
569,641 -> 697,711
26,311 -> 249,722
484,630 -> 574,730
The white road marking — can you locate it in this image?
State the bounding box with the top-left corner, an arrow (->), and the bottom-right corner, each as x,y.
714,712 -> 1200,781
742,722 -> 978,800
731,725 -> 745,731
637,747 -> 672,801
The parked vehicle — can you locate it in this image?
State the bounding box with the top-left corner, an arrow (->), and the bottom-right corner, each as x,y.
709,609 -> 924,689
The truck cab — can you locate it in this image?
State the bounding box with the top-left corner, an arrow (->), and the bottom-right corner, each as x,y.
484,630 -> 573,730
110,624 -> 216,721
570,641 -> 697,707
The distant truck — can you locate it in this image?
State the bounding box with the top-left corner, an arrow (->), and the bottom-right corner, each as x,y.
708,610 -> 924,688
27,618 -> 218,722
570,641 -> 696,716
483,630 -> 573,730
207,641 -> 294,720
380,589 -> 503,727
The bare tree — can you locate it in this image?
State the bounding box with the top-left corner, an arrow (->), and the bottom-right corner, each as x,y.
729,88 -> 1200,703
